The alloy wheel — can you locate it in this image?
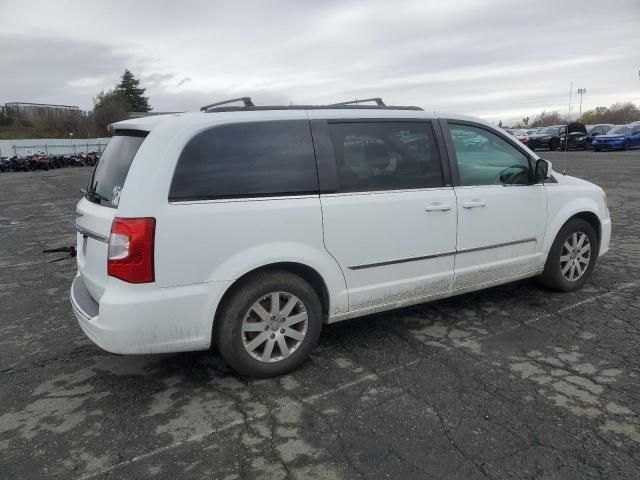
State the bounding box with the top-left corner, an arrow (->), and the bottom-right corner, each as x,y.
560,231 -> 591,282
241,291 -> 308,363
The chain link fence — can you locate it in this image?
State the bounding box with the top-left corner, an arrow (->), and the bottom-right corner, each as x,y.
0,138 -> 110,157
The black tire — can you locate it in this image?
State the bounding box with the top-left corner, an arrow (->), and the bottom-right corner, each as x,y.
549,139 -> 558,151
215,270 -> 322,378
622,140 -> 630,151
539,218 -> 598,292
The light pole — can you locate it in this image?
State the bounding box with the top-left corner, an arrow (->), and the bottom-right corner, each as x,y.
577,88 -> 587,120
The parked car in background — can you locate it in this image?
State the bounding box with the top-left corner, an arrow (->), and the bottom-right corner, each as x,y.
592,124 -> 640,151
515,129 -> 529,145
559,122 -> 590,150
585,124 -> 613,150
69,98 -> 611,377
527,125 -> 562,150
586,124 -> 613,137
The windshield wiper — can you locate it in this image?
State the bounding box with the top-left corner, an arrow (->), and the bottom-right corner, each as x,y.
81,188 -> 110,204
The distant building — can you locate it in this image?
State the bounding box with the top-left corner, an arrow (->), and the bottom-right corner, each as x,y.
4,102 -> 83,118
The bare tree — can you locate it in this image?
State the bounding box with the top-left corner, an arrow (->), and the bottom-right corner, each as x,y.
531,111 -> 567,127
581,102 -> 640,125
91,90 -> 129,136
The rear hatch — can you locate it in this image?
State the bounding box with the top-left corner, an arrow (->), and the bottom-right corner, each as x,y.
75,130 -> 148,301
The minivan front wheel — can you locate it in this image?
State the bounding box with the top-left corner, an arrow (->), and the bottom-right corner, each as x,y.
539,218 -> 598,292
215,271 -> 322,377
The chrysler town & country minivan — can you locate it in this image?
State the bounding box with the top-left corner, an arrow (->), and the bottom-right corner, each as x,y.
71,98 -> 611,377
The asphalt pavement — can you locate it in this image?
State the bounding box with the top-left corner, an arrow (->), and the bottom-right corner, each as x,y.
1,150 -> 639,479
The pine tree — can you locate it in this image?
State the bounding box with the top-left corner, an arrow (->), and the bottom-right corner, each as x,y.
116,69 -> 152,112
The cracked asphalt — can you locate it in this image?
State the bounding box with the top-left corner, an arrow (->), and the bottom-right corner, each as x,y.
1,150 -> 639,479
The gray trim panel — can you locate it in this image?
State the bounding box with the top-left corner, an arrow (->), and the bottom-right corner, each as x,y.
456,237 -> 537,254
70,275 -> 99,320
347,237 -> 536,270
349,251 -> 456,270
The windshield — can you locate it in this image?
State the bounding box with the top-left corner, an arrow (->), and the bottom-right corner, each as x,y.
538,127 -> 559,135
86,130 -> 147,208
608,125 -> 632,135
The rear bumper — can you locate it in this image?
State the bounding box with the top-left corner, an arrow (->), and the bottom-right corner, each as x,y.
70,274 -> 102,346
70,273 -> 231,354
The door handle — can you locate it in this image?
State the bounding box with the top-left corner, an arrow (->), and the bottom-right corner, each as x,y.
425,202 -> 452,212
462,199 -> 486,209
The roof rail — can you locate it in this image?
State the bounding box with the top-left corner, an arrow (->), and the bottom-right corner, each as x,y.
200,97 -> 255,111
200,96 -> 423,113
329,98 -> 386,107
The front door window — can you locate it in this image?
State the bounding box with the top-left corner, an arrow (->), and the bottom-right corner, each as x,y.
450,124 -> 531,186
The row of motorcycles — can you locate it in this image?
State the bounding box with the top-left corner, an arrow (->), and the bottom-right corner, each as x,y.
0,152 -> 100,172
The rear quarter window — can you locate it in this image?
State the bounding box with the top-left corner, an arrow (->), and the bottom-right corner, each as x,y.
86,130 -> 147,208
169,120 -> 318,201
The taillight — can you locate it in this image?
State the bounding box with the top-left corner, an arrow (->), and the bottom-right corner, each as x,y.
108,217 -> 155,283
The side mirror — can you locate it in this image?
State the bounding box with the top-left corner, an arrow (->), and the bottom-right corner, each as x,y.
534,158 -> 551,182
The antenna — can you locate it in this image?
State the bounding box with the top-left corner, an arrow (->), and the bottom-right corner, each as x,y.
563,81 -> 572,175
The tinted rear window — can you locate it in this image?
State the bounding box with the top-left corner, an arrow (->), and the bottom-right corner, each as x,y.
86,130 -> 147,208
169,120 -> 318,201
329,122 -> 444,192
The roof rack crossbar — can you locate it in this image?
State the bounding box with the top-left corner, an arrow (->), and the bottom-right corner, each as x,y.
329,98 -> 386,107
200,97 -> 254,111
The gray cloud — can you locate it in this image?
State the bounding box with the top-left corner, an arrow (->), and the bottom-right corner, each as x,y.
0,35 -> 134,107
1,0 -> 638,123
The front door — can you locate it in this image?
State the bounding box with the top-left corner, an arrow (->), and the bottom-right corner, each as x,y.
444,121 -> 547,290
317,120 -> 457,313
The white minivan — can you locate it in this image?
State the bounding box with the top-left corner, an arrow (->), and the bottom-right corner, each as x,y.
71,98 -> 611,377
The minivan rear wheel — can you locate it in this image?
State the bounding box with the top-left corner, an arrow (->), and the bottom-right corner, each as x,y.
215,271 -> 322,377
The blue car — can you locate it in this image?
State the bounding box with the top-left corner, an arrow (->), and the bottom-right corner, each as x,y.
591,124 -> 640,151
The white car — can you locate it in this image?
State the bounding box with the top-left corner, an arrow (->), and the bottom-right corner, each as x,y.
71,98 -> 611,377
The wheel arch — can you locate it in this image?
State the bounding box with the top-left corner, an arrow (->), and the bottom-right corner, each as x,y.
543,208 -> 602,261
213,262 -> 333,338
570,211 -> 601,248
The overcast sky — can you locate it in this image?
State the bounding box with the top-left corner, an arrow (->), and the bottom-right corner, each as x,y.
1,0 -> 639,123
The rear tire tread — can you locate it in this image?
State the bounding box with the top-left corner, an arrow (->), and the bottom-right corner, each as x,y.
214,270 -> 322,378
